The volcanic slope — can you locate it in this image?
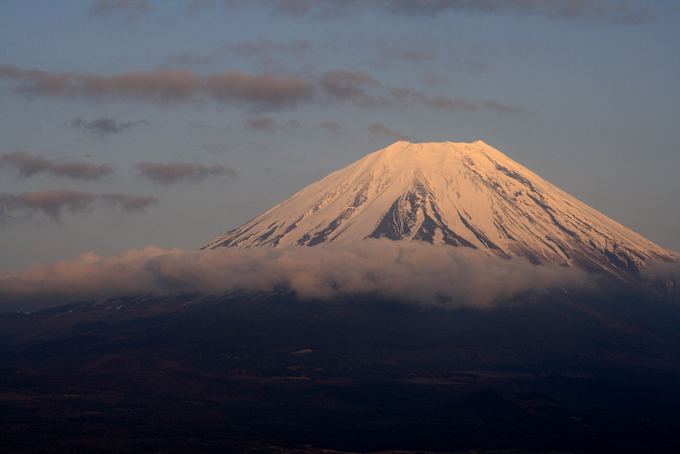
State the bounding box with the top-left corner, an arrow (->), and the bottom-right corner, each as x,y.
204,141 -> 675,277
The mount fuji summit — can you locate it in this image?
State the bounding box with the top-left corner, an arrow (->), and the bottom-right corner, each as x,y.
204,141 -> 675,278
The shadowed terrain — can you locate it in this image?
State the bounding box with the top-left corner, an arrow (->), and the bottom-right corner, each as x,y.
1,284 -> 680,453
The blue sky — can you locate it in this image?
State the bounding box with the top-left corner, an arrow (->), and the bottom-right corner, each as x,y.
1,0 -> 679,270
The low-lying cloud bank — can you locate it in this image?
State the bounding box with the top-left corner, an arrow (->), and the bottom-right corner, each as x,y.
642,259 -> 680,293
0,240 -> 596,311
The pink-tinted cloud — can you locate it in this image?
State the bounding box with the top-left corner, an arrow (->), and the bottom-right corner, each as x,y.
0,190 -> 96,221
0,65 -> 310,109
0,190 -> 157,223
135,161 -> 236,184
205,71 -> 314,108
0,64 -> 519,114
0,65 -> 202,102
0,240 -> 594,310
1,151 -> 113,181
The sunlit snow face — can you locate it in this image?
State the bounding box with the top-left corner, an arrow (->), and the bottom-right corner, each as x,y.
203,141 -> 675,278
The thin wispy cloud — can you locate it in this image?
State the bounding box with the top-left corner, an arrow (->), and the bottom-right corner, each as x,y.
316,72 -> 516,113
100,193 -> 159,211
243,117 -> 279,133
163,50 -> 214,67
0,66 -> 203,103
373,40 -> 438,63
257,0 -> 672,23
224,38 -> 312,58
71,117 -> 150,138
90,0 -> 153,18
318,70 -> 381,102
482,100 -> 521,114
0,190 -> 157,223
387,88 -> 479,112
319,121 -> 341,133
135,161 -> 236,184
159,39 -> 310,69
205,72 -> 314,108
1,151 -> 113,181
243,117 -> 303,133
196,142 -> 232,153
0,240 -> 595,310
0,65 -> 519,114
368,123 -> 411,142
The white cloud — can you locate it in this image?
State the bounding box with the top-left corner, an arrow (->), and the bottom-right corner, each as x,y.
0,240 -> 593,311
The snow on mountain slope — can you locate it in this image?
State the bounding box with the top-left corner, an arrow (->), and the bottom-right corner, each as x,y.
203,141 -> 676,277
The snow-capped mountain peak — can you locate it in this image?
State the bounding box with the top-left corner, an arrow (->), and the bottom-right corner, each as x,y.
203,141 -> 675,277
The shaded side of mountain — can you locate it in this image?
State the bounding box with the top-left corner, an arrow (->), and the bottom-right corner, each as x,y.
1,289 -> 680,453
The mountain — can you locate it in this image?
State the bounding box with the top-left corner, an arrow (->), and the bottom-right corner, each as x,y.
4,141 -> 680,453
204,141 -> 675,278
3,289 -> 680,453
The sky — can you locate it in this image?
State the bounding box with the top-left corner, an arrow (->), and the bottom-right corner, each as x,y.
1,0 -> 679,273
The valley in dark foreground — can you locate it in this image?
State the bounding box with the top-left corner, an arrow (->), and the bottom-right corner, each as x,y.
2,285 -> 680,453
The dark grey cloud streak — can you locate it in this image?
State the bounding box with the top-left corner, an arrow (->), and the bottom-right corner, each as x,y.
0,190 -> 157,223
0,65 -> 518,114
71,117 -> 150,138
243,117 -> 280,133
1,151 -> 112,181
135,161 -> 236,184
243,117 -> 303,133
254,0 -> 672,23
